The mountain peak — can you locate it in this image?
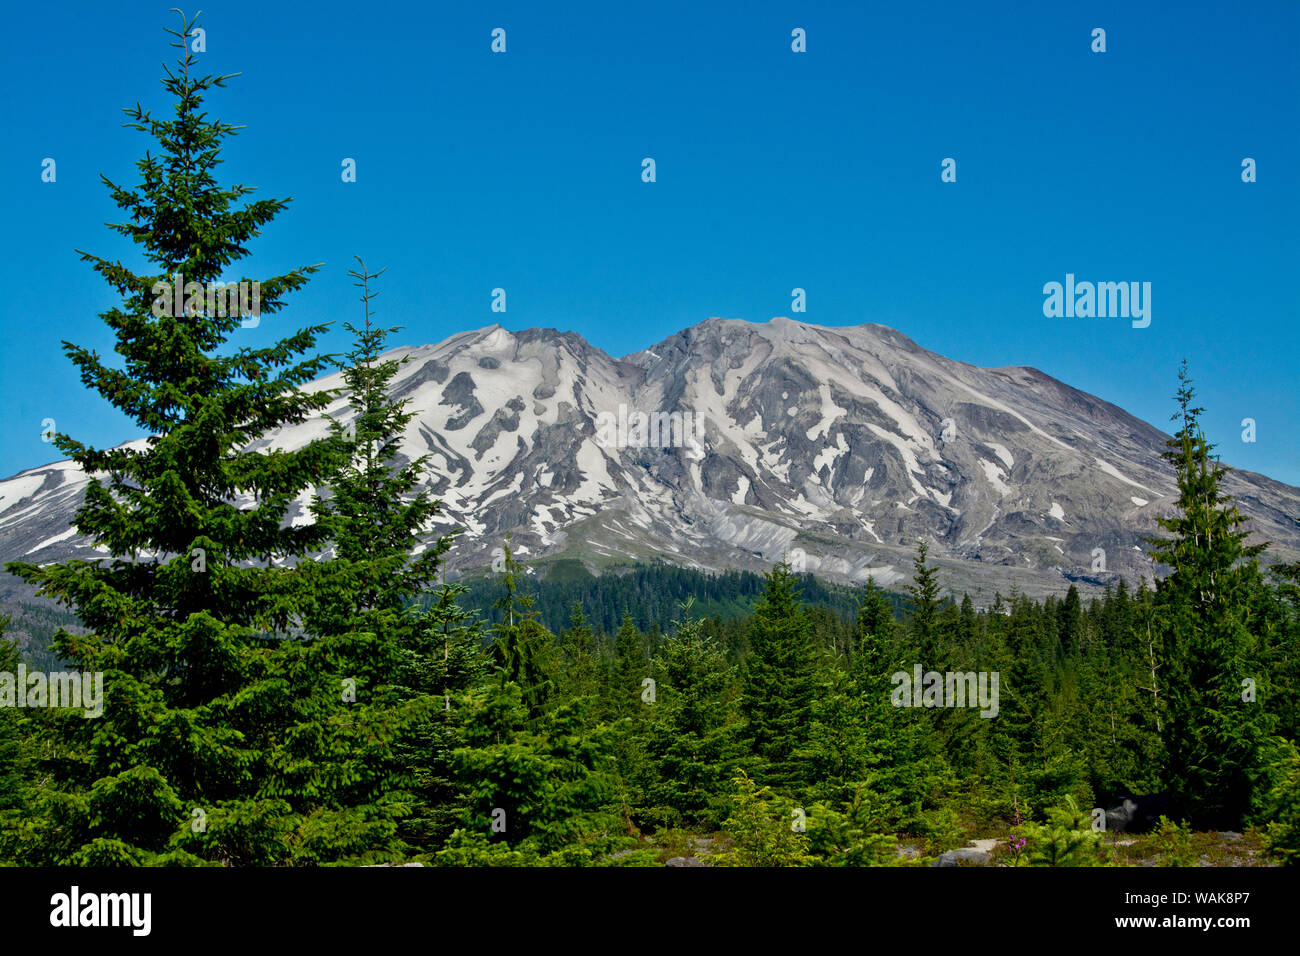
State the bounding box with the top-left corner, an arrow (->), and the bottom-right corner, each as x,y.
2,315 -> 1297,606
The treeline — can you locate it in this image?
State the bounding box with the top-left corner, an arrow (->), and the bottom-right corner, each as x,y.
0,602 -> 85,672
6,559 -> 902,674
448,560 -> 904,641
1,17 -> 1297,867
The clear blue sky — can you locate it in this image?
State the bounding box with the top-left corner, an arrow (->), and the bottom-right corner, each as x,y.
2,1 -> 1297,484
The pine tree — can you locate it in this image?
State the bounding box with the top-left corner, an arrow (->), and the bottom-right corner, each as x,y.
641,600 -> 736,825
905,540 -> 944,667
0,618 -> 24,816
397,579 -> 488,850
491,543 -> 554,720
1146,362 -> 1273,827
740,561 -> 817,789
308,257 -> 456,628
852,576 -> 898,687
0,12 -> 376,865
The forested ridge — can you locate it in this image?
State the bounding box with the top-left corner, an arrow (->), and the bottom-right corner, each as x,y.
1,13 -> 1297,868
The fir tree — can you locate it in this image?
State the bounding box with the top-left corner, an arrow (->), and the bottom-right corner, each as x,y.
397,579 -> 488,850
905,540 -> 944,667
1,12 -> 386,865
852,577 -> 900,694
448,680 -> 616,856
308,257 -> 456,627
607,611 -> 647,720
557,601 -> 603,706
1058,585 -> 1083,657
641,600 -> 736,826
0,618 -> 24,816
1146,362 -> 1273,827
740,561 -> 817,789
490,542 -> 554,720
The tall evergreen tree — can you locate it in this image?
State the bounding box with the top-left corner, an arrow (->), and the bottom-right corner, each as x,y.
641,600 -> 736,826
557,602 -> 603,706
0,12 -> 404,865
1058,585 -> 1083,657
397,579 -> 488,850
1146,362 -> 1273,827
308,257 -> 455,627
851,577 -> 900,695
740,562 -> 817,789
905,540 -> 944,666
491,543 -> 554,720
0,619 -> 24,817
607,611 -> 648,720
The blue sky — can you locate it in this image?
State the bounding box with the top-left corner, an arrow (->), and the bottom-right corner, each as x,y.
1,0 -> 1297,484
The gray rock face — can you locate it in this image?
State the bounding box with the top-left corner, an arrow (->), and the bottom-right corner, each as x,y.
665,856 -> 704,867
932,848 -> 993,867
2,318 -> 1299,607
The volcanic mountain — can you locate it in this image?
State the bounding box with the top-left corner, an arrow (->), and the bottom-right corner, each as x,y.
2,317 -> 1298,606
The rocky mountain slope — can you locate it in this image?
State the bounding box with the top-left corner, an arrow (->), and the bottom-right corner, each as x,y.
2,317 -> 1298,605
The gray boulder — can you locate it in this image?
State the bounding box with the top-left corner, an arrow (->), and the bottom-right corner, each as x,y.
932,848 -> 993,867
1105,793 -> 1174,834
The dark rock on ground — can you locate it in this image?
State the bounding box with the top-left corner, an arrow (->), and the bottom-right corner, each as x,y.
1105,793 -> 1174,834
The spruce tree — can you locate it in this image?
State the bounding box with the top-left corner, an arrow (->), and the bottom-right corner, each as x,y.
1146,362 -> 1273,827
905,540 -> 944,666
2,12 -> 409,865
490,543 -> 554,720
607,611 -> 647,720
446,680 -> 616,859
1058,585 -> 1083,657
557,601 -> 603,706
852,576 -> 898,680
740,561 -> 817,789
397,579 -> 488,850
307,257 -> 455,628
0,619 -> 24,818
641,600 -> 735,825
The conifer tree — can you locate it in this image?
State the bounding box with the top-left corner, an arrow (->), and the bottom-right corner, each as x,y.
1058,585 -> 1083,657
397,579 -> 488,850
852,576 -> 898,686
1,11 -> 399,864
905,540 -> 944,666
740,561 -> 817,789
557,602 -> 603,706
308,258 -> 455,628
447,680 -> 616,858
0,620 -> 24,819
641,600 -> 736,825
491,543 -> 554,720
1146,362 -> 1273,827
607,612 -> 647,720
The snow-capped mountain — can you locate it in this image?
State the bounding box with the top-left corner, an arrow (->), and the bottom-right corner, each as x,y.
3,317 -> 1298,604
